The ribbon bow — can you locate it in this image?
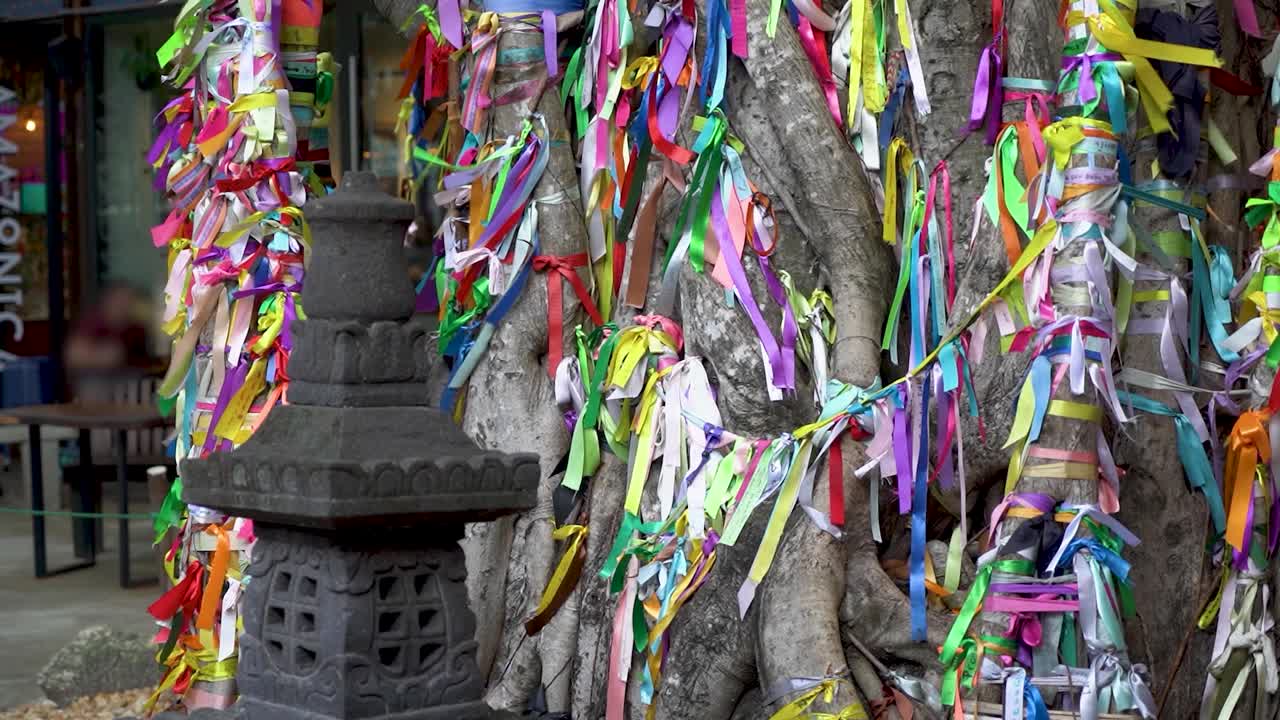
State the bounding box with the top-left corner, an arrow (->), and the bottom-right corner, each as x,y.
1225,410 -> 1272,553
1245,181 -> 1280,249
215,158 -> 296,199
533,253 -> 604,378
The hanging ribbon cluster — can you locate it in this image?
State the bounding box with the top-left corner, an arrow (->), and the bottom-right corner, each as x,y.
144,0 -> 332,712
385,0 -> 1280,712
1183,23 -> 1280,720
933,0 -> 1280,716
391,0 -> 924,712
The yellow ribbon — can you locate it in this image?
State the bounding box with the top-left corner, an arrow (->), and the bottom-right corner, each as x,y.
1042,118 -> 1102,170
1242,292 -> 1280,345
858,0 -> 886,114
769,680 -> 868,720
1021,460 -> 1099,481
621,56 -> 658,90
844,0 -> 866,129
145,645 -> 237,713
624,364 -> 676,514
213,358 -> 267,442
525,524 -> 588,634
1085,2 -> 1220,136
883,138 -> 914,244
1047,399 -> 1103,423
745,439 -> 813,593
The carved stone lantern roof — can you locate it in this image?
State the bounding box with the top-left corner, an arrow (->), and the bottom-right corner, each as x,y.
182,172 -> 538,529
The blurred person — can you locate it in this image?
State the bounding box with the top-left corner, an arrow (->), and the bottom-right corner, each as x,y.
65,283 -> 155,372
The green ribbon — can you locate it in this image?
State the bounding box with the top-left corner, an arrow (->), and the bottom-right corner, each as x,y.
1115,391 -> 1226,534
684,115 -> 727,274
153,477 -> 187,542
939,557 -> 1035,706
404,3 -> 443,40
881,190 -> 924,356
1245,181 -> 1280,249
563,326 -> 620,492
1124,183 -> 1207,221
315,72 -> 334,107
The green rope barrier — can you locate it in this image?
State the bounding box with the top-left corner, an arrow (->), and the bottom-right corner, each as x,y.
0,506 -> 157,521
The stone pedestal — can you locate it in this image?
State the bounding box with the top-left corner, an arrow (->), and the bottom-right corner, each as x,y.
176,172 -> 538,720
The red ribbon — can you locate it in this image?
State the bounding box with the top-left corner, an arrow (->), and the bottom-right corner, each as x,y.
147,561 -> 204,622
215,158 -> 296,206
533,253 -> 605,377
828,428 -> 845,527
397,26 -> 447,100
1211,67 -> 1263,97
919,161 -> 956,308
794,17 -> 842,128
827,420 -> 871,528
646,77 -> 695,165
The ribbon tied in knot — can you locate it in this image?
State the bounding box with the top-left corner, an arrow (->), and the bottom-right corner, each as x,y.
533,253 -> 604,378
1225,410 -> 1272,553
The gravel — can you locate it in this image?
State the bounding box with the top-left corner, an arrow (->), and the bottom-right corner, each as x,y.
0,689 -> 149,720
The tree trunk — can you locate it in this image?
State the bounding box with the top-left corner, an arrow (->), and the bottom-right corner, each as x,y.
369,0 -> 1269,717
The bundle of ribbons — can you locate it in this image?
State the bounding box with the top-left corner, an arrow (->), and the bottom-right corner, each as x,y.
390,0 -> 1280,714
143,0 -> 333,712
938,0 -> 1280,718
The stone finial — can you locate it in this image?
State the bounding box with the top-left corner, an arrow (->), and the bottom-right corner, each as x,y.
301,171 -> 417,322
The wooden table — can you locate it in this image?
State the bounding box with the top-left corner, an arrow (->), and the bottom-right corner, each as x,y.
3,402 -> 169,588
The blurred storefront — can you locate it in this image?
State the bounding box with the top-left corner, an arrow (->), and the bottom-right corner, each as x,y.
0,0 -> 407,403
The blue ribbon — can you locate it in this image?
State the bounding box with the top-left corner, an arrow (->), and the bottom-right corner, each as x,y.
878,66 -> 910,151
1117,390 -> 1226,533
1027,354 -> 1051,445
440,234 -> 537,413
1025,682 -> 1050,720
1058,538 -> 1131,583
910,378 -> 930,642
699,0 -> 730,110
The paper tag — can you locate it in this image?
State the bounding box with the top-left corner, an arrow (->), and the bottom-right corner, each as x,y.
217,579 -> 241,661
194,531 -> 251,553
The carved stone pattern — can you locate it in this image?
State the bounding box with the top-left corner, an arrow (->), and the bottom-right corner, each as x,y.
289,317 -> 433,386
187,454 -> 540,521
236,527 -> 484,718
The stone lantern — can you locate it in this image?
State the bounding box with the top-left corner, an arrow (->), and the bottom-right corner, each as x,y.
178,172 -> 539,720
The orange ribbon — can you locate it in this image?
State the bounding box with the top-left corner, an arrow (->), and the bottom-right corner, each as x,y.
1225,410 -> 1271,551
196,524 -> 232,634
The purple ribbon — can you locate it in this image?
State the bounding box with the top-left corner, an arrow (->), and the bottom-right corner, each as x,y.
280,293 -> 298,352
968,41 -> 1003,145
709,186 -> 793,392
893,391 -> 911,513
754,253 -> 798,391
1060,52 -> 1122,104
202,361 -> 249,453
989,583 -> 1079,595
231,281 -> 300,299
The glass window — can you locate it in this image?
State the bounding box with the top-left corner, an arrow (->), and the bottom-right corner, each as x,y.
94,18 -> 172,296
359,10 -> 405,198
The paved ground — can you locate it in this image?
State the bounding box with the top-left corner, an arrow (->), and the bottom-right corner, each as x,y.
0,470 -> 160,710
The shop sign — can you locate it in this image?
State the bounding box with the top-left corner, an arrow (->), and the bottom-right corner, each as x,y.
0,85 -> 22,361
